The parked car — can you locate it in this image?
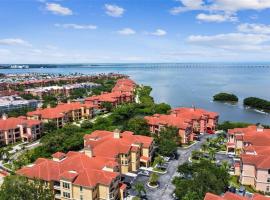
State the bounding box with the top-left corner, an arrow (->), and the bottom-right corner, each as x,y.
228,186 -> 236,193
138,170 -> 150,177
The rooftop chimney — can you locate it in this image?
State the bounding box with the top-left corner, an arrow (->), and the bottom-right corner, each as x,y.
2,113 -> 8,120
113,129 -> 121,139
84,144 -> 93,157
256,124 -> 264,132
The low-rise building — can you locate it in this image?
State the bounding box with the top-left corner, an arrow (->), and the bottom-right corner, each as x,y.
228,125 -> 270,193
25,82 -> 98,98
0,95 -> 39,114
0,115 -> 42,146
145,107 -> 219,144
17,151 -> 124,200
27,102 -> 94,128
85,78 -> 136,110
84,130 -> 154,172
17,130 -> 153,200
204,192 -> 269,200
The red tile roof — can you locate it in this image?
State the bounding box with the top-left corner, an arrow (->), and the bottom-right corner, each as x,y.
27,102 -> 92,119
204,192 -> 270,200
0,117 -> 41,130
84,130 -> 153,159
172,107 -> 219,119
17,151 -> 119,187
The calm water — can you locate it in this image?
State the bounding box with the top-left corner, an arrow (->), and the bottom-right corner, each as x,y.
1,63 -> 270,125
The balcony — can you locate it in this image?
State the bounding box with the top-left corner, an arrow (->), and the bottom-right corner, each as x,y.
54,193 -> 61,199
53,185 -> 61,190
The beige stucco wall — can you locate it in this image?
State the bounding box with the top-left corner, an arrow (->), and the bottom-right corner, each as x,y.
72,185 -> 93,200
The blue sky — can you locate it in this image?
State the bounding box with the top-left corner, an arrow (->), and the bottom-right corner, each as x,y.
0,0 -> 270,63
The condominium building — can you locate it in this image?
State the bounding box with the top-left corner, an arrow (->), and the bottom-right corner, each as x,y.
27,102 -> 94,128
0,115 -> 42,146
228,125 -> 270,193
17,130 -> 154,200
17,151 -> 124,200
145,107 -> 219,144
84,129 -> 154,172
204,192 -> 269,200
25,82 -> 98,98
0,95 -> 39,114
85,78 -> 136,110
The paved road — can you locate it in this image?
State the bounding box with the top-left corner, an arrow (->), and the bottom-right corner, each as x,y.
128,134 -> 215,200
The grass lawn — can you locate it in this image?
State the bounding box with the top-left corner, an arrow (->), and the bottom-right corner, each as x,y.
229,176 -> 257,193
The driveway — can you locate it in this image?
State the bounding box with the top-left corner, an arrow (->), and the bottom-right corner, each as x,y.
127,134 -> 215,200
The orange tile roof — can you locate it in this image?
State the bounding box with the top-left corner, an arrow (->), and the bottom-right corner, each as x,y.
172,107 -> 219,119
144,114 -> 192,130
84,130 -> 153,159
253,194 -> 270,200
241,154 -> 270,170
204,192 -> 270,200
112,78 -> 136,93
17,151 -> 119,187
27,102 -> 92,119
204,193 -> 224,200
0,117 -> 41,130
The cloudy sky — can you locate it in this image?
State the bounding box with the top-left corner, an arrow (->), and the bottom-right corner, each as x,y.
1,0 -> 270,63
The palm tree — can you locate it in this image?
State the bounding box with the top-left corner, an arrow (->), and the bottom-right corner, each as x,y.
201,143 -> 208,152
149,172 -> 159,186
221,161 -> 229,170
209,149 -> 216,161
134,182 -> 146,197
155,155 -> 165,167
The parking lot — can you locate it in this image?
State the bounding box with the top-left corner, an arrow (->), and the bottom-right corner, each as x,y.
123,134 -> 215,200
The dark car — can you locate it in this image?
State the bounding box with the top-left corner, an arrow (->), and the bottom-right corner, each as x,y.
123,182 -> 132,189
228,186 -> 236,193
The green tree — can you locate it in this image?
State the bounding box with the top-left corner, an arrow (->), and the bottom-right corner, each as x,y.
43,121 -> 57,133
209,149 -> 216,160
213,93 -> 238,102
101,102 -> 113,112
173,160 -> 229,200
149,172 -> 159,186
81,120 -> 93,129
126,117 -> 150,136
133,182 -> 146,198
182,191 -> 201,200
155,126 -> 179,156
201,143 -> 208,152
0,175 -> 54,200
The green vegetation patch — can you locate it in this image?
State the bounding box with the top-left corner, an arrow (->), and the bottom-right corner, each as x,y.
244,97 -> 270,112
213,92 -> 238,102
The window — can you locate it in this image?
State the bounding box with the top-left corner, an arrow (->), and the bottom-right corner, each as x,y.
268,169 -> 270,174
63,192 -> 70,198
80,195 -> 83,200
62,182 -> 70,189
80,186 -> 83,192
267,186 -> 270,192
268,178 -> 270,183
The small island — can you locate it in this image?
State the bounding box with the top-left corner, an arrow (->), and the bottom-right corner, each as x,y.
244,97 -> 270,113
213,92 -> 238,102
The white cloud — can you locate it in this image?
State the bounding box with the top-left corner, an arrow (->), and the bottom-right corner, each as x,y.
170,0 -> 270,23
237,23 -> 270,34
187,33 -> 270,53
55,23 -> 97,30
188,33 -> 270,45
171,0 -> 270,14
45,3 -> 73,16
117,28 -> 136,35
196,13 -> 237,22
150,29 -> 167,36
104,4 -> 125,17
0,38 -> 31,46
